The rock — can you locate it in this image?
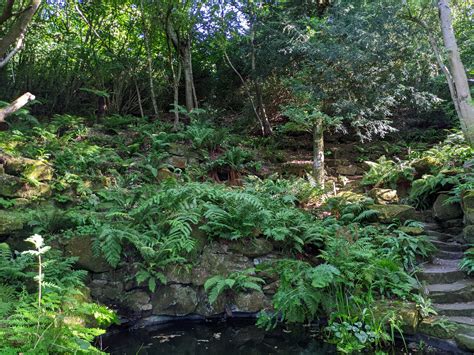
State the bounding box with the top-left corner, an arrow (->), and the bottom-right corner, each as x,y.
151,285 -> 198,316
0,174 -> 50,198
418,317 -> 457,339
167,156 -> 187,170
462,191 -> 474,225
370,204 -> 416,223
191,244 -> 253,286
336,191 -> 366,202
120,290 -> 152,313
432,194 -> 463,221
368,188 -> 399,205
463,225 -> 474,244
0,210 -> 25,235
90,280 -> 124,302
411,156 -> 441,176
233,291 -> 269,313
455,333 -> 474,351
64,235 -> 111,273
229,239 -> 273,258
0,174 -> 24,197
281,161 -> 313,177
0,154 -> 53,181
336,164 -> 361,176
163,265 -> 193,284
399,226 -> 425,236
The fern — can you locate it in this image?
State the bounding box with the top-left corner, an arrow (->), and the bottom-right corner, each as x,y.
204,268 -> 265,305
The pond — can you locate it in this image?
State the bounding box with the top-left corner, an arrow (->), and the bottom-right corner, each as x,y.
100,319 -> 463,355
101,319 -> 337,355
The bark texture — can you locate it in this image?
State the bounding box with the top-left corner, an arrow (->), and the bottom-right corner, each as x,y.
312,119 -> 325,187
0,0 -> 41,68
0,92 -> 35,122
438,0 -> 474,145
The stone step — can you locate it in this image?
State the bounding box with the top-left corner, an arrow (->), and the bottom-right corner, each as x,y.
422,222 -> 443,232
430,240 -> 468,252
455,333 -> 474,352
436,250 -> 466,260
434,302 -> 474,317
447,316 -> 474,328
425,280 -> 474,303
426,230 -> 457,242
419,263 -> 466,284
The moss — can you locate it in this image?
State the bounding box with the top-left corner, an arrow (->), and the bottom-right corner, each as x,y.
369,204 -> 416,223
0,209 -> 27,235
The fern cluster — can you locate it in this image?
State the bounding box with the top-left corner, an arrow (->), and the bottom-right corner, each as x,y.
0,240 -> 116,353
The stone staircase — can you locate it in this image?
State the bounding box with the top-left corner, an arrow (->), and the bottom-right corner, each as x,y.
418,223 -> 474,351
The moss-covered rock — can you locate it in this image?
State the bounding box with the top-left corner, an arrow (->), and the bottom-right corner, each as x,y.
0,174 -> 24,197
418,317 -> 458,339
1,154 -> 53,181
455,333 -> 474,351
64,235 -> 111,273
410,156 -> 441,176
462,191 -> 474,225
433,193 -> 463,221
369,204 -> 416,223
120,290 -> 152,313
399,226 -> 425,236
368,188 -> 399,205
463,225 -> 474,244
0,209 -> 26,235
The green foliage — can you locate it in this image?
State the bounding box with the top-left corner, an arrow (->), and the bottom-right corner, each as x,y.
460,248 -> 474,275
257,260 -> 340,328
204,268 -> 265,305
0,238 -> 116,353
362,156 -> 415,188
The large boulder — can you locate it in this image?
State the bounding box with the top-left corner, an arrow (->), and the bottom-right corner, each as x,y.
64,235 -> 111,273
370,204 -> 416,223
120,289 -> 152,313
432,193 -> 463,221
0,174 -> 50,198
368,188 -> 399,205
151,285 -> 198,316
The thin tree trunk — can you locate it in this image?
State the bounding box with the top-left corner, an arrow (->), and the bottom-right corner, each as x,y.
312,119 -> 325,187
250,24 -> 272,136
438,0 -> 474,145
0,92 -> 35,122
224,51 -> 265,134
134,78 -> 144,118
140,0 -> 159,118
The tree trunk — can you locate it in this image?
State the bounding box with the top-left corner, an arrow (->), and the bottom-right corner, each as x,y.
250,20 -> 272,136
438,0 -> 474,145
0,0 -> 41,68
312,119 -> 325,187
134,78 -> 144,118
0,92 -> 35,122
140,0 -> 159,118
181,44 -> 195,112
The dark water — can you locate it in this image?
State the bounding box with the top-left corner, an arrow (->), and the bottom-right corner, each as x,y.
101,320 -> 337,355
101,319 -> 466,355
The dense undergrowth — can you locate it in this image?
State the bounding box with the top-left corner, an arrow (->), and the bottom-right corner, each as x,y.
1,113 -> 464,353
